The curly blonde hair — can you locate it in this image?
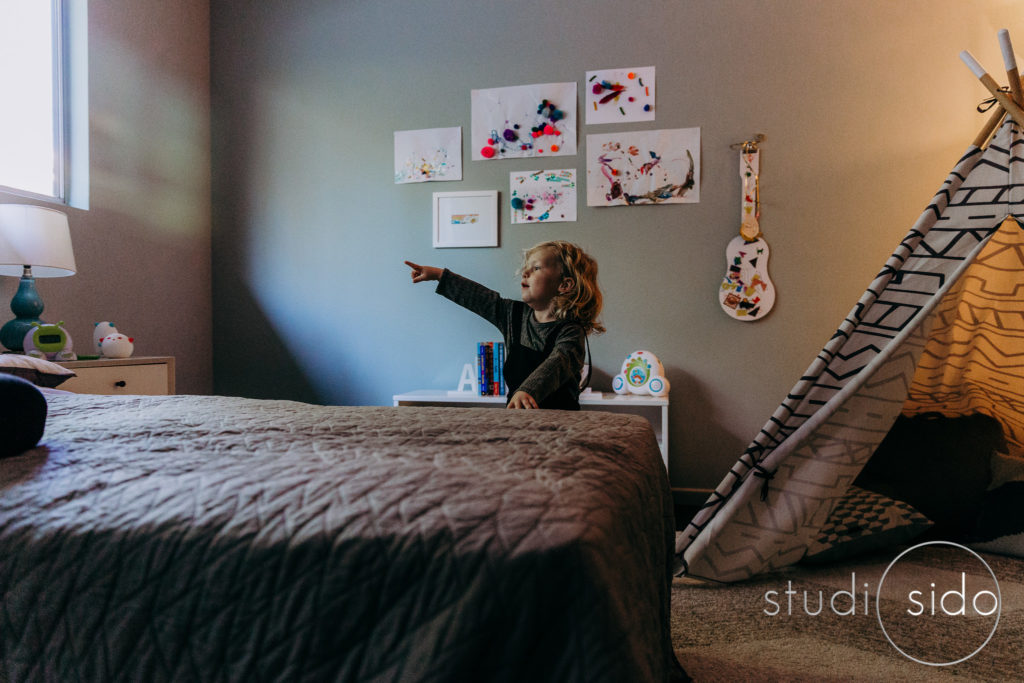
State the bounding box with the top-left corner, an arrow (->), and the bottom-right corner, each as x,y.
521,241 -> 605,334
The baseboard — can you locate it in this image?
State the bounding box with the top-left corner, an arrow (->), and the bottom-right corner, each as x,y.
671,487 -> 712,507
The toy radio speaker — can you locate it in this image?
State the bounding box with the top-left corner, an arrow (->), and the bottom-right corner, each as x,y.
612,350 -> 669,397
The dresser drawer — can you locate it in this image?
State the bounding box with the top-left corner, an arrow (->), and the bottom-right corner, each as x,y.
58,357 -> 175,395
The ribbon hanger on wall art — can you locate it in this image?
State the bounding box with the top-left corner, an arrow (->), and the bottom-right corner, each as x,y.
719,134 -> 776,321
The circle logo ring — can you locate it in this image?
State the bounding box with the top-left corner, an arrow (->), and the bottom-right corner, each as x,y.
875,540 -> 1001,666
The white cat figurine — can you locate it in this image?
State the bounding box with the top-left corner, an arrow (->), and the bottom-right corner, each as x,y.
99,333 -> 134,359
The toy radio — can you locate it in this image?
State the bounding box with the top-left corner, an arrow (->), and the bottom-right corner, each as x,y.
612,349 -> 669,397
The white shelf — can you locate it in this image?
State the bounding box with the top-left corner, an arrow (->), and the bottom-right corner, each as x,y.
393,389 -> 669,471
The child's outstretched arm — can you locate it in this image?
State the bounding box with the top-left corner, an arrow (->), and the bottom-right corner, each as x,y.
405,262 -> 516,372
406,263 -> 512,334
405,261 -> 443,283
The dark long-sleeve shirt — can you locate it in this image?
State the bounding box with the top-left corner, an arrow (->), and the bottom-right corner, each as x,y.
436,269 -> 585,403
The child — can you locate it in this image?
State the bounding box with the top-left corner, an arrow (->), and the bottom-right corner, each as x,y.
405,241 -> 604,410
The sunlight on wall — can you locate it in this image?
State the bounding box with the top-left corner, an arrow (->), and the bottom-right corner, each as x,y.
242,79 -> 358,398
88,31 -> 208,239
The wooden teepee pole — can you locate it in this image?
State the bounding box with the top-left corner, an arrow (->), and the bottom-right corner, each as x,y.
999,29 -> 1024,105
971,30 -> 1024,149
971,75 -> 1024,149
961,50 -> 1024,130
973,105 -> 1007,149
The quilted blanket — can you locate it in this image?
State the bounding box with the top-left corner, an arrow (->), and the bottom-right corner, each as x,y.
0,395 -> 676,682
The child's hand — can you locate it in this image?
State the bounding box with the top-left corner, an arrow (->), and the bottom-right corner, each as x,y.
404,261 -> 443,283
507,391 -> 538,409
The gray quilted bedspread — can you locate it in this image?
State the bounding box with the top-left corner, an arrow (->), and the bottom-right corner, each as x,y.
0,395 -> 676,682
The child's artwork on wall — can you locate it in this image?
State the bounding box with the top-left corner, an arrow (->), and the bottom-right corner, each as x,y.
433,191 -> 498,248
586,128 -> 700,206
394,127 -> 462,184
471,82 -> 577,160
585,66 -> 655,124
509,169 -> 577,224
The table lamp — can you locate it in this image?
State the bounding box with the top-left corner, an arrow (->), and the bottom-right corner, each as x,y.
0,204 -> 76,352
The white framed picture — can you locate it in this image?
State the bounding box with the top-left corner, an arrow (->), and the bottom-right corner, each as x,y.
432,190 -> 499,248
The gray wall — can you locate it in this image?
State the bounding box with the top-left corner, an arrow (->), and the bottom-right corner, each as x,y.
210,0 -> 1021,492
0,0 -> 213,395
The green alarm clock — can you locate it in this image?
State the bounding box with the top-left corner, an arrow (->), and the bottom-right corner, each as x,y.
23,321 -> 77,361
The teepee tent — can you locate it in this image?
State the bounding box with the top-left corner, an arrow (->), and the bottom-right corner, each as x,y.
677,51 -> 1024,583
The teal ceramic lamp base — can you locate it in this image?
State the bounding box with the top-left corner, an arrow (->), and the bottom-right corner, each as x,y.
0,270 -> 45,353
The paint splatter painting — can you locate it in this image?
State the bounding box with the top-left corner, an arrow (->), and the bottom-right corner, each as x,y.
586,128 -> 700,206
471,82 -> 577,160
509,169 -> 577,224
394,127 -> 462,184
585,66 -> 655,124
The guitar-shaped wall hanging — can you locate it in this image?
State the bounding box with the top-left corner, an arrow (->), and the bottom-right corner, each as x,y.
719,136 -> 776,321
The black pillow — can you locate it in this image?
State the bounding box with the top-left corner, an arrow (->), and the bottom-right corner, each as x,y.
0,373 -> 48,458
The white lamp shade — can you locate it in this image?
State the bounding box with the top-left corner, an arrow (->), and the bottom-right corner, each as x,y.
0,204 -> 76,277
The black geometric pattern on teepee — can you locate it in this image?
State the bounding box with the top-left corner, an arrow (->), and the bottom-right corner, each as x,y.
677,119 -> 1023,582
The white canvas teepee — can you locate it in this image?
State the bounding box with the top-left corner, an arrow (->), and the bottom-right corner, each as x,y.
677,116 -> 1023,583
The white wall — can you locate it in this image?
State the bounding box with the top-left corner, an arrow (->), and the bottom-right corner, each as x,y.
210,0 -> 1022,492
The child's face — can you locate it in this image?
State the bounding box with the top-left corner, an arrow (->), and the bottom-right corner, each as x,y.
520,248 -> 567,311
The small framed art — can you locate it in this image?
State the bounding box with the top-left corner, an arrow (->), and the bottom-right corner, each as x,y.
432,190 -> 499,248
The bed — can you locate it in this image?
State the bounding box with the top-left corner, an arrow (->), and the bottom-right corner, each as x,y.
0,392 -> 679,682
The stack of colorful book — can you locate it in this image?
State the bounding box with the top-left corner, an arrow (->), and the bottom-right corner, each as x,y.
477,342 -> 505,396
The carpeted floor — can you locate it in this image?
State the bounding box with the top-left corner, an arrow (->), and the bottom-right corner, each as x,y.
670,544 -> 1024,681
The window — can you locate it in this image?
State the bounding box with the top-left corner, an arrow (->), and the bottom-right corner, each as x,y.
0,0 -> 86,207
0,0 -> 63,199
